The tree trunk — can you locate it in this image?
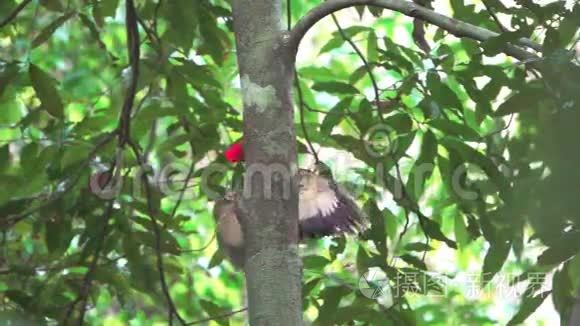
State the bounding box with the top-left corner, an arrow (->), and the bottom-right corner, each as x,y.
232,1 -> 302,325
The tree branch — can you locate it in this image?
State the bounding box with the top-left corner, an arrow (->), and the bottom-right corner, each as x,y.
0,0 -> 33,29
295,72 -> 320,164
117,0 -> 141,146
289,0 -> 541,62
186,307 -> 247,325
127,140 -> 187,326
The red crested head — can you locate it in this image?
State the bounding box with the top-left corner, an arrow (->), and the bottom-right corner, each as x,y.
224,140 -> 244,163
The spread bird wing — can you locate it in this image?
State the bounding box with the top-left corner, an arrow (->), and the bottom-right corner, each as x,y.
299,181 -> 366,239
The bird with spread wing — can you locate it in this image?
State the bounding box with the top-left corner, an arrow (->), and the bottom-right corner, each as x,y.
213,139 -> 367,268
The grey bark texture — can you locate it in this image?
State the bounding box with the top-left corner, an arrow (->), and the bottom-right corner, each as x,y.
232,1 -> 302,325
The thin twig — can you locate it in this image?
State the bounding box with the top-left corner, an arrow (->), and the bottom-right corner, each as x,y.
179,231 -> 216,253
137,16 -> 161,49
482,0 -> 507,33
186,307 -> 248,325
121,2 -> 185,324
289,0 -> 319,163
74,200 -> 116,325
331,13 -> 385,123
4,132 -> 116,227
62,149 -> 119,326
398,208 -> 411,243
295,73 -> 320,164
143,120 -> 157,161
421,236 -> 429,262
153,0 -> 163,35
167,158 -> 195,224
128,140 -> 187,326
482,113 -> 514,138
0,0 -> 33,29
162,117 -> 199,227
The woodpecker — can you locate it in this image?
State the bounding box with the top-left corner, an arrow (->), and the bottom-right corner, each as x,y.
213,139 -> 366,268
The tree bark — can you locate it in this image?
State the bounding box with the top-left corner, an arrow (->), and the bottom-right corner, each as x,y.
288,0 -> 540,63
232,1 -> 302,325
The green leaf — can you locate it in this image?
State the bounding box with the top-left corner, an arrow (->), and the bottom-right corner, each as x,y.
349,65 -> 368,85
338,26 -> 371,38
133,230 -> 181,255
0,145 -> 10,172
441,137 -> 510,200
506,291 -> 550,326
198,7 -> 228,65
92,0 -> 119,26
537,231 -> 580,266
208,250 -> 225,269
163,0 -> 198,51
200,300 -> 231,326
568,255 -> 580,294
367,31 -> 378,63
312,81 -> 359,95
400,254 -> 427,270
303,277 -> 321,298
315,286 -> 351,324
4,290 -> 32,309
454,214 -> 471,248
39,0 -> 64,11
418,130 -> 437,165
176,60 -> 222,89
32,12 -> 75,48
298,66 -> 336,82
329,237 -> 346,261
368,6 -> 383,17
94,266 -> 131,294
320,97 -> 352,135
418,214 -> 457,249
429,119 -> 480,141
157,134 -> 190,154
0,63 -> 19,98
303,255 -> 331,270
407,130 -> 437,199
404,242 -> 433,252
481,31 -> 528,56
385,113 -> 413,134
45,215 -> 73,254
426,72 -> 462,111
365,200 -> 387,256
319,35 -> 346,54
355,5 -> 365,18
319,26 -> 371,54
494,86 -> 547,116
28,64 -> 64,119
481,237 -> 511,286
